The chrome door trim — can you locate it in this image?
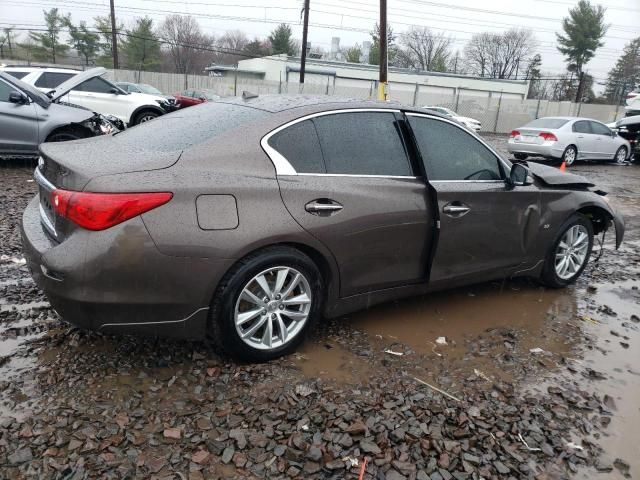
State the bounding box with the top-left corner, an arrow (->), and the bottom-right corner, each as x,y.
261,108 -> 402,176
405,112 -> 513,175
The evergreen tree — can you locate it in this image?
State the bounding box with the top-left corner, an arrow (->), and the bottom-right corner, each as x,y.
66,20 -> 100,65
268,24 -> 295,56
243,38 -> 271,58
345,44 -> 362,63
94,15 -> 125,68
121,17 -> 161,73
29,8 -> 70,63
604,37 -> 640,104
556,0 -> 607,101
368,23 -> 397,66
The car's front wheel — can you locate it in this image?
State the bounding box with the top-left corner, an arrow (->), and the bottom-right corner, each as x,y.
561,145 -> 577,166
45,127 -> 90,143
132,110 -> 160,125
541,213 -> 593,288
209,247 -> 323,362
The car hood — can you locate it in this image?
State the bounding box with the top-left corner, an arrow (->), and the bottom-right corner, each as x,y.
49,67 -> 107,101
455,115 -> 480,124
526,162 -> 595,188
616,115 -> 640,127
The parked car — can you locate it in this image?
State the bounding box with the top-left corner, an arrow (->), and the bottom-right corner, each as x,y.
115,82 -> 179,110
625,90 -> 639,117
508,117 -> 631,166
0,71 -> 119,159
22,96 -> 624,362
613,115 -> 640,161
0,65 -> 80,90
1,66 -> 173,126
423,106 -> 482,131
173,89 -> 221,108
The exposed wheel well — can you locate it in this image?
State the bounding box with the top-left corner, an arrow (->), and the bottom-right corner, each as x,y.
45,124 -> 92,142
577,206 -> 612,235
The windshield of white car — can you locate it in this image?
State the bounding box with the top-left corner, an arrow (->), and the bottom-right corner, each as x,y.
137,84 -> 163,95
524,118 -> 569,129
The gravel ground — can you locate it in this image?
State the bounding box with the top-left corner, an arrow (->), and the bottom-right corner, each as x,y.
1,138 -> 639,479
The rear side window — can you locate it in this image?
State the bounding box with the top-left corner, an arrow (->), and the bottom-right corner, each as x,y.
313,112 -> 412,176
5,71 -> 29,80
409,116 -> 502,181
73,77 -> 114,93
573,121 -> 591,134
267,120 -> 325,173
525,118 -> 569,129
35,72 -> 75,88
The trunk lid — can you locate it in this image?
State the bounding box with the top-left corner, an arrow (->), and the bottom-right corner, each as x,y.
513,128 -> 555,144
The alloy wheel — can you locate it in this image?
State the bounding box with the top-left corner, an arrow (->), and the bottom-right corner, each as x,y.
563,147 -> 576,166
616,147 -> 627,164
138,115 -> 156,123
234,266 -> 312,350
554,225 -> 589,280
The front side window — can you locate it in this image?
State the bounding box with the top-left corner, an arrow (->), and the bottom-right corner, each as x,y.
590,121 -> 611,135
267,120 -> 325,173
313,112 -> 412,176
34,72 -> 75,89
0,79 -> 14,102
408,115 -> 502,181
73,77 -> 115,93
573,121 -> 591,134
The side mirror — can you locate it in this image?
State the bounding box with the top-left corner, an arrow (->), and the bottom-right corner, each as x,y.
9,91 -> 27,104
612,130 -> 618,137
109,88 -> 120,94
507,163 -> 529,189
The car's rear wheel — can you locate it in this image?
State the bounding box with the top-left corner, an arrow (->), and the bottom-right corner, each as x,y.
562,145 -> 577,166
514,153 -> 528,160
133,110 -> 160,125
209,247 -> 323,362
541,213 -> 593,288
614,146 -> 627,164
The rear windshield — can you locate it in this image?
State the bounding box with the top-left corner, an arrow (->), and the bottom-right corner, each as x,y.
524,118 -> 569,129
111,102 -> 268,152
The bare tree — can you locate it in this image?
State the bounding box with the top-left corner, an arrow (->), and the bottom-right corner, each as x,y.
158,15 -> 213,75
215,30 -> 249,65
464,29 -> 535,79
397,27 -> 453,72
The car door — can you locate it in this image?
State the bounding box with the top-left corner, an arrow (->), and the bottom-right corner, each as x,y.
0,78 -> 39,155
268,109 -> 433,297
405,112 -> 540,284
64,77 -> 127,120
572,120 -> 596,159
589,121 -> 617,159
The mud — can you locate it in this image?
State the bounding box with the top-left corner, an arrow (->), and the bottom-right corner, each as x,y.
1,142 -> 640,479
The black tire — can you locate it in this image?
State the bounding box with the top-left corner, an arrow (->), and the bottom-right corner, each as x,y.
132,110 -> 160,125
561,145 -> 578,167
614,146 -> 627,164
514,153 -> 528,161
540,213 -> 594,288
208,246 -> 323,362
45,127 -> 90,143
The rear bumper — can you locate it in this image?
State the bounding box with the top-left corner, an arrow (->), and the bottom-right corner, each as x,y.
21,195 -> 229,339
507,140 -> 563,159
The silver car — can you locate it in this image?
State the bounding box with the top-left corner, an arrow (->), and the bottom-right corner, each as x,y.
507,117 -> 631,167
0,71 -> 119,159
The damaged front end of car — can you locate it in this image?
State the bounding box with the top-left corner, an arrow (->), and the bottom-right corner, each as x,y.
78,112 -> 125,136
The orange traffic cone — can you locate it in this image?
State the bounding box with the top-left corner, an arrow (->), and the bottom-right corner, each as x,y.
559,161 -> 567,172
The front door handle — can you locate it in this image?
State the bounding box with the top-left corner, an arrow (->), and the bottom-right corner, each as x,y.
443,203 -> 470,216
305,199 -> 343,215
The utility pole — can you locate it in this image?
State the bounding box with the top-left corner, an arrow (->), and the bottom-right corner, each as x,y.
299,0 -> 310,83
110,0 -> 119,69
378,0 -> 387,100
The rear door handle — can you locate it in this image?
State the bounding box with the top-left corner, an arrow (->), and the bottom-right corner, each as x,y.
443,203 -> 470,216
305,199 -> 343,215
577,135 -> 584,138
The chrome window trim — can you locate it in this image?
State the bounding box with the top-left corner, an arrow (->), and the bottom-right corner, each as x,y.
429,180 -> 504,184
405,112 -> 513,177
261,108 -> 402,177
292,173 -> 420,179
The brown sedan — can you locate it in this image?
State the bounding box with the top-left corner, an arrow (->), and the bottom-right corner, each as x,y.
21,96 -> 624,362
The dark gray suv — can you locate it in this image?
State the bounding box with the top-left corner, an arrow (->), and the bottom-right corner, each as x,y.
22,96 -> 624,361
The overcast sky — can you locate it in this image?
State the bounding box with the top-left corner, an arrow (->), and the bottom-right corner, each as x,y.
1,0 -> 638,84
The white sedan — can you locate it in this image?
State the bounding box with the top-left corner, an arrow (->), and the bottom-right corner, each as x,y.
507,117 -> 631,166
423,106 -> 482,131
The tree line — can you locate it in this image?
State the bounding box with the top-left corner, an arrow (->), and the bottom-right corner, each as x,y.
1,0 -> 637,104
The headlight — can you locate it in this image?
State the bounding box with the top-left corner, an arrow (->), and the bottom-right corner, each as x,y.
156,99 -> 170,110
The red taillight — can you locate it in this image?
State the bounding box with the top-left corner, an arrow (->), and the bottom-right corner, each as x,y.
51,190 -> 173,231
510,130 -> 520,138
627,93 -> 637,99
539,132 -> 558,142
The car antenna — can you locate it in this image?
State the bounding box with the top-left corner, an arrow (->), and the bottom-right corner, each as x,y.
242,91 -> 259,100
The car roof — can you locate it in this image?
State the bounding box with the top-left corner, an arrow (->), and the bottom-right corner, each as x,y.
215,94 -> 413,113
0,66 -> 80,73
